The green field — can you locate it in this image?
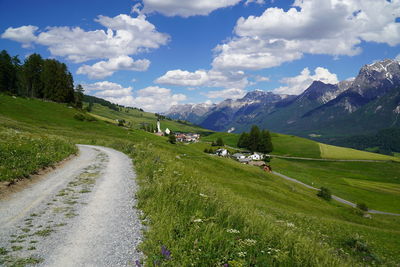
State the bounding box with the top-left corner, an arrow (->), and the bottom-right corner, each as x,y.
273,158 -> 400,213
319,143 -> 398,161
1,94 -> 400,265
88,103 -> 208,133
201,132 -> 322,158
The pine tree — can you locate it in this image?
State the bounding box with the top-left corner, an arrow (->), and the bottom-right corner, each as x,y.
248,125 -> 261,152
0,50 -> 19,94
74,84 -> 84,109
22,53 -> 43,98
258,130 -> 273,153
216,137 -> 224,146
237,132 -> 250,148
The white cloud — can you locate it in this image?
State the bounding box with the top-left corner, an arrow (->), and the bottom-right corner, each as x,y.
132,86 -> 187,112
156,69 -> 209,87
83,82 -> 186,112
155,69 -> 249,89
83,81 -> 133,97
202,88 -> 246,99
77,56 -> 150,79
253,75 -> 269,82
1,13 -> 169,79
213,0 -> 400,70
245,0 -> 265,5
1,25 -> 38,48
142,0 -> 242,17
273,67 -> 339,95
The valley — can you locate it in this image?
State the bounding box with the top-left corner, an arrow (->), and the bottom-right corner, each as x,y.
1,94 -> 400,265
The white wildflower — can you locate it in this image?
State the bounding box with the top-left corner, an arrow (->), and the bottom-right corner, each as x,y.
193,218 -> 203,223
286,222 -> 295,228
226,228 -> 240,234
199,193 -> 208,198
238,251 -> 247,257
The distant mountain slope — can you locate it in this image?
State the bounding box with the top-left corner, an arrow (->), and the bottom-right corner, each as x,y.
166,59 -> 400,138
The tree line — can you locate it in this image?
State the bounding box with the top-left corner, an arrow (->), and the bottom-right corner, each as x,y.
330,128 -> 400,155
0,50 -> 83,107
237,125 -> 273,153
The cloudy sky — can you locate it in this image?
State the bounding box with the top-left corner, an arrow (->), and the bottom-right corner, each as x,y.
1,0 -> 400,112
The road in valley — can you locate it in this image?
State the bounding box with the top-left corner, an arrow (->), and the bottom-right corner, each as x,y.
0,145 -> 142,266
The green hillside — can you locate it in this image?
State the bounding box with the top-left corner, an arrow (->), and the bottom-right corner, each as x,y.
1,94 -> 400,265
87,102 -> 208,133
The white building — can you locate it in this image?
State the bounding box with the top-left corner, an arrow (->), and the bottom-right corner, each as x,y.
215,149 -> 229,157
249,153 -> 262,161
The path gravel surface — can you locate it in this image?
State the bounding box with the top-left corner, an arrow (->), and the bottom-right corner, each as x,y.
0,145 -> 142,266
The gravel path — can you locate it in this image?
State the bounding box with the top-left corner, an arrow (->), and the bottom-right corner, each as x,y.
272,171 -> 400,216
0,145 -> 143,266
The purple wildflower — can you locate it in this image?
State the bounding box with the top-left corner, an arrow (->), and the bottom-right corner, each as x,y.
223,264 -> 229,267
135,260 -> 141,267
161,245 -> 171,260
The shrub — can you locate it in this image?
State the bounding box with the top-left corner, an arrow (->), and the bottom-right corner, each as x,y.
317,187 -> 332,201
73,113 -> 85,121
356,202 -> 368,211
168,134 -> 176,144
73,113 -> 97,122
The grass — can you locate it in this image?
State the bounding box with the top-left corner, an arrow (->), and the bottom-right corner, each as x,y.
1,94 -> 400,265
272,158 -> 400,213
88,103 -> 207,133
0,128 -> 77,182
201,132 -> 322,158
319,143 -> 399,161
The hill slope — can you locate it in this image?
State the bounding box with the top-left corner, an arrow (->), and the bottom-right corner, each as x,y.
1,94 -> 400,265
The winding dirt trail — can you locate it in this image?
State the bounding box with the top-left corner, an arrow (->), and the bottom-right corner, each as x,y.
0,145 -> 142,266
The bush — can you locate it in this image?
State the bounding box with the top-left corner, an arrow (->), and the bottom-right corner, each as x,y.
73,113 -> 97,122
117,119 -> 126,126
168,134 -> 176,144
73,113 -> 86,121
317,187 -> 332,201
356,202 -> 368,211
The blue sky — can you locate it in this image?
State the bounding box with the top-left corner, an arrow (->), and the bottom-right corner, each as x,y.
1,0 -> 400,112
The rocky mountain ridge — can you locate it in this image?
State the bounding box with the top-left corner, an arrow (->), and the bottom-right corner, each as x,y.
165,59 -> 400,137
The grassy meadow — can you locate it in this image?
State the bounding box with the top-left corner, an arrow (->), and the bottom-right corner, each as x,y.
319,143 -> 399,161
0,127 -> 77,182
272,158 -> 400,213
1,94 -> 400,265
88,103 -> 208,133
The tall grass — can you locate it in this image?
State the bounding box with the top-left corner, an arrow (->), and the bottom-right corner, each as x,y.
0,128 -> 77,182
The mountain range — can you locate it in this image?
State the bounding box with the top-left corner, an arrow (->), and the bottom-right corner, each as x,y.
165,59 -> 400,141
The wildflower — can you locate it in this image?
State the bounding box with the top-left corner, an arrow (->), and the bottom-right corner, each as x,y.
135,260 -> 142,267
199,193 -> 208,198
238,251 -> 247,257
226,229 -> 240,234
243,239 -> 257,246
193,218 -> 203,223
161,245 -> 171,260
286,222 -> 295,228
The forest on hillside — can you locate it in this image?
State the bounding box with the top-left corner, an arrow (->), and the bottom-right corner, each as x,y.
0,50 -> 83,106
330,128 -> 400,155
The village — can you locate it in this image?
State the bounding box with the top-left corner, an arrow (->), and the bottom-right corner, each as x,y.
152,119 -> 272,172
213,148 -> 272,172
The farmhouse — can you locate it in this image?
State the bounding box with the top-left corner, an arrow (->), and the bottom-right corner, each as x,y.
232,153 -> 246,160
215,148 -> 229,157
175,132 -> 200,143
249,153 -> 262,161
